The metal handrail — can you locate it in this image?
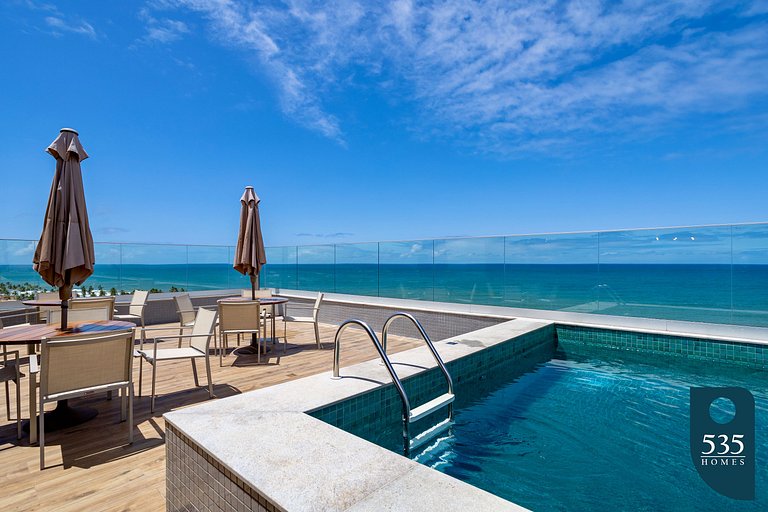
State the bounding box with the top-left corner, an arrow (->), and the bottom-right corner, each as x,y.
332,319 -> 412,452
381,312 -> 454,400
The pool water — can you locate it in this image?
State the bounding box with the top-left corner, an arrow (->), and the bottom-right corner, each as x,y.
405,349 -> 768,511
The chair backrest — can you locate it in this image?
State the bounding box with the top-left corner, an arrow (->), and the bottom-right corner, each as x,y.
40,329 -> 134,398
189,307 -> 218,353
128,290 -> 149,316
70,297 -> 115,320
242,289 -> 272,299
312,293 -> 324,321
218,301 -> 261,333
36,291 -> 60,322
48,306 -> 110,325
174,293 -> 195,325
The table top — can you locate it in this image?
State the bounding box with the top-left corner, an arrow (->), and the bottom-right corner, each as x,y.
218,297 -> 289,305
0,320 -> 136,345
21,300 -> 62,307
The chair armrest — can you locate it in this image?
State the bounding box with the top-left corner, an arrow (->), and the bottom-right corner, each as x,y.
140,326 -> 179,333
153,333 -> 214,340
286,303 -> 313,310
2,349 -> 20,364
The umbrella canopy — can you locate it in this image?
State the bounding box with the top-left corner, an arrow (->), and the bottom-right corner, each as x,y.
233,186 -> 267,298
33,128 -> 95,307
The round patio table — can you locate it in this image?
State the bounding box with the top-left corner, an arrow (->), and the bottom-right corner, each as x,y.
218,296 -> 288,355
0,319 -> 136,442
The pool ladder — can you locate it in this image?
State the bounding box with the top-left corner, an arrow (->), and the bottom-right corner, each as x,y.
332,313 -> 454,455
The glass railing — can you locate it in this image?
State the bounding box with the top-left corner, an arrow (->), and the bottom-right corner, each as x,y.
2,222 -> 767,328
0,240 -> 251,299
262,223 -> 768,328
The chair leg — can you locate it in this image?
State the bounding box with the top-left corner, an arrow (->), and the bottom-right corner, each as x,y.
39,396 -> 45,470
314,322 -> 321,349
15,378 -> 21,440
138,356 -> 143,397
205,357 -> 214,399
150,361 -> 157,414
128,384 -> 134,444
191,359 -> 199,387
5,381 -> 10,421
219,334 -> 226,367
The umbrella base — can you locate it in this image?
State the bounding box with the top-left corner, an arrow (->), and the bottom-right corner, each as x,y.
23,399 -> 99,433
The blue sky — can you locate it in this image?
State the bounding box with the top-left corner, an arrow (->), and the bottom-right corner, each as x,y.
1,0 -> 767,250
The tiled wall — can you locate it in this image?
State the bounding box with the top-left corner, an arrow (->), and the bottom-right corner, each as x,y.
556,324 -> 768,370
166,424 -> 281,512
288,296 -> 507,341
310,324 -> 555,452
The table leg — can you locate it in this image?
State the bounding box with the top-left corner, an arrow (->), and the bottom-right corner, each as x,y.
27,343 -> 37,444
271,305 -> 276,346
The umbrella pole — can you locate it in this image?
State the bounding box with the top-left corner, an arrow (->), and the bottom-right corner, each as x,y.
61,300 -> 69,330
58,283 -> 72,331
250,274 -> 256,300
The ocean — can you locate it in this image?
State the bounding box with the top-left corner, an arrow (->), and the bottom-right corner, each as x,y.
2,263 -> 767,328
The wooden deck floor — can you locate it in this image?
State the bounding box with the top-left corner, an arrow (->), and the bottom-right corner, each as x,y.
0,322 -> 421,512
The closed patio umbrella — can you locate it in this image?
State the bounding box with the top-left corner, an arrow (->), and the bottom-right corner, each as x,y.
233,186 -> 267,298
28,128 -> 98,432
232,186 -> 267,355
33,128 -> 95,330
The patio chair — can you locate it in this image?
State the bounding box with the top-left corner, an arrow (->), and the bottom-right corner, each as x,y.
47,306 -> 111,325
31,329 -> 135,469
0,341 -> 22,442
173,293 -> 196,335
70,296 -> 115,320
0,317 -> 27,439
283,292 -> 324,349
137,307 -> 218,413
36,291 -> 60,323
114,290 -> 149,328
218,300 -> 262,365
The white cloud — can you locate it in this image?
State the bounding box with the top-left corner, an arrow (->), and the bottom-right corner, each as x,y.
148,0 -> 768,153
141,17 -> 190,44
44,15 -> 97,39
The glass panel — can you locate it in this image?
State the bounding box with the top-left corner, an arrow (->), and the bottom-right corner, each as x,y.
297,245 -> 335,292
120,243 -> 187,293
379,240 -> 434,300
335,243 -> 378,296
262,246 -> 298,291
91,242 -> 122,295
732,223 -> 768,328
434,237 -> 505,305
504,232 -> 599,311
598,226 -> 732,323
187,245 -> 231,292
0,239 -> 51,300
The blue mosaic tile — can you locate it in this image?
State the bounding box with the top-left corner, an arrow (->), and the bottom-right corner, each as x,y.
555,324 -> 768,370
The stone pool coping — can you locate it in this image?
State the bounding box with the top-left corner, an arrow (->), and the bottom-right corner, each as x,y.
164,318 -> 549,511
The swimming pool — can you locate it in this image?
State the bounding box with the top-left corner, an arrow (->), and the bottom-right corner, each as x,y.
314,326 -> 767,511
409,346 -> 768,511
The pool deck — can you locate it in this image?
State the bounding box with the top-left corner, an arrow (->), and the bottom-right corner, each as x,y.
0,321 -> 422,512
164,318 -> 549,511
